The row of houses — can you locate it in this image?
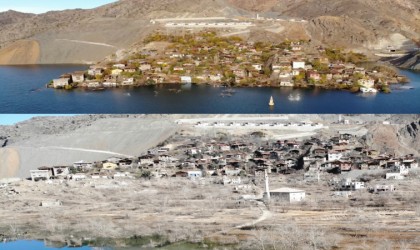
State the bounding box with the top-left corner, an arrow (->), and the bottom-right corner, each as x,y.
29,129 -> 418,190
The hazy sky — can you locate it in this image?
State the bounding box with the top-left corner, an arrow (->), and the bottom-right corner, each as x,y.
0,115 -> 76,125
0,0 -> 117,14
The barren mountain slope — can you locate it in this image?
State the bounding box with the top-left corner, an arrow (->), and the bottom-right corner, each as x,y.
0,0 -> 419,64
0,115 -> 179,179
0,0 -> 242,64
230,0 -> 420,49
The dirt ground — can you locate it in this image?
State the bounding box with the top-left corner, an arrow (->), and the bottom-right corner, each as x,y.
0,40 -> 40,65
2,173 -> 420,249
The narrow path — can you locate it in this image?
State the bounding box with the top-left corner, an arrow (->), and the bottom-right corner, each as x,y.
38,146 -> 133,158
55,39 -> 117,48
235,201 -> 272,229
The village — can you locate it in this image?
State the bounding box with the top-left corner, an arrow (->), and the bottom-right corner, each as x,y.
48,31 -> 408,94
1,116 -> 420,249
27,119 -> 418,199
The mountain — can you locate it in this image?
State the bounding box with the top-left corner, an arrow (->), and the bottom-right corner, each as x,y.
0,0 -> 419,64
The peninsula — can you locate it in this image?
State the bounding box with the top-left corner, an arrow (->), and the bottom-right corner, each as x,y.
48,31 -> 408,94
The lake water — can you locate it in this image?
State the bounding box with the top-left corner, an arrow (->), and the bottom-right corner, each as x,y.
0,65 -> 419,114
0,240 -> 222,250
0,240 -> 93,250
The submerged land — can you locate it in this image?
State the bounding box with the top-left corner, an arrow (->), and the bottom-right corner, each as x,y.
1,114 -> 420,249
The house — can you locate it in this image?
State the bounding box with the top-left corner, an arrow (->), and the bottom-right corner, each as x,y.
111,69 -> 123,76
71,72 -> 85,83
36,166 -> 70,178
369,185 -> 395,193
52,78 -> 70,88
386,172 -> 405,180
103,82 -> 117,87
181,76 -> 192,84
187,170 -> 203,179
139,63 -> 152,72
330,160 -> 352,172
269,187 -> 305,203
328,151 -> 343,161
173,66 -> 184,71
87,82 -> 101,88
51,166 -> 70,177
88,67 -> 104,76
124,66 -> 136,73
252,64 -> 262,71
224,169 -> 241,176
121,78 -> 135,86
292,61 -> 305,70
174,171 -> 188,177
40,200 -> 62,207
30,170 -> 51,181
358,79 -> 375,88
338,178 -> 365,190
279,78 -> 294,87
118,159 -> 133,168
307,71 -> 321,81
72,174 -> 87,181
219,144 -> 231,151
402,159 -> 418,169
73,161 -> 93,170
113,64 -> 126,69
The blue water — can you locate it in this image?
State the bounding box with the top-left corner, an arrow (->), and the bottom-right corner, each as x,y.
0,240 -> 93,250
0,65 -> 419,113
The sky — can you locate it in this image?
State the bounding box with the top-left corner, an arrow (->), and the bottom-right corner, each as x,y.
0,115 -> 76,125
0,0 -> 117,14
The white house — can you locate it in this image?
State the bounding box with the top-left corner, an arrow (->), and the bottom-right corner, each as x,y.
181,76 -> 192,84
122,78 -> 135,86
270,187 -> 306,203
280,78 -> 294,87
292,61 -> 305,70
139,64 -> 152,72
113,64 -> 126,69
358,79 -> 375,88
30,170 -> 51,181
328,151 -> 343,161
71,72 -> 85,83
252,64 -> 263,71
103,82 -> 117,87
87,82 -> 101,88
52,78 -> 70,88
73,161 -> 93,170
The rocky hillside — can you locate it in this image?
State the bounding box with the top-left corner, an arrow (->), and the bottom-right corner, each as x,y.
0,0 -> 419,64
364,116 -> 420,157
390,51 -> 420,71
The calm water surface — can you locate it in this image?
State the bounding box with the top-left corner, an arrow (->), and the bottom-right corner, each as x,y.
0,240 -> 93,250
0,65 -> 419,113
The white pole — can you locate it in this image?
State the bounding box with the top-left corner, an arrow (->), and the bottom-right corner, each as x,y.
265,169 -> 270,200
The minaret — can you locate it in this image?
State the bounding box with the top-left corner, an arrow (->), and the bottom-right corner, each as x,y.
265,169 -> 270,200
